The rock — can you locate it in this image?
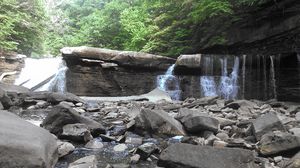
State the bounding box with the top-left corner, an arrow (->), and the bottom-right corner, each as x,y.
274,156 -> 283,163
182,96 -> 218,108
135,108 -> 186,136
216,132 -> 229,141
136,143 -> 159,160
113,144 -> 128,152
213,140 -> 228,148
182,115 -> 219,134
0,101 -> 3,110
68,155 -> 97,168
175,108 -> 208,121
252,112 -> 285,140
25,91 -> 84,104
57,141 -> 75,157
158,143 -> 256,168
0,87 -> 12,108
42,104 -> 105,136
0,110 -> 58,167
285,151 -> 300,168
290,128 -> 300,136
259,131 -> 300,155
125,134 -> 143,145
287,105 -> 300,115
226,100 -> 256,109
85,139 -> 104,149
0,82 -> 29,94
175,54 -> 201,69
130,154 -> 140,164
111,163 -> 130,168
61,46 -> 176,69
296,112 -> 300,121
61,123 -> 93,142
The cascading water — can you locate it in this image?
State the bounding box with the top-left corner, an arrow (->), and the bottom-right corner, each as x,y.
15,57 -> 67,92
270,56 -> 277,99
156,64 -> 181,100
242,55 -> 247,98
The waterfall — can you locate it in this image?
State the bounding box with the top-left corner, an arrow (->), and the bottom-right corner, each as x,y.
200,76 -> 217,96
15,57 -> 67,92
156,64 -> 181,100
242,55 -> 246,98
270,56 -> 277,99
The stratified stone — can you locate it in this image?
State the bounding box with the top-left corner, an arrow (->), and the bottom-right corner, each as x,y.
61,123 -> 93,142
158,143 -> 256,168
136,143 -> 159,160
182,115 -> 219,134
252,113 -> 285,140
259,131 -> 300,156
68,155 -> 97,168
135,108 -> 186,136
0,110 -> 58,167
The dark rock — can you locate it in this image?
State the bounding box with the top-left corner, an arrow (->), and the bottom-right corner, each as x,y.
182,115 -> 220,134
158,143 -> 256,168
259,131 -> 300,156
0,110 -> 58,167
285,151 -> 300,168
252,112 -> 285,140
136,142 -> 159,160
135,108 -> 186,136
60,123 -> 93,142
68,155 -> 97,168
25,91 -> 85,104
41,104 -> 105,136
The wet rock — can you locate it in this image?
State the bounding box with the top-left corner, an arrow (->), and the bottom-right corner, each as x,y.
259,131 -> 300,155
42,104 -> 105,136
135,108 -> 186,136
61,123 -> 93,142
158,143 -> 256,168
252,113 -> 285,140
136,142 -> 159,160
0,110 -> 58,167
85,138 -> 104,149
182,115 -> 219,134
57,141 -> 75,157
113,144 -> 128,152
68,155 -> 97,168
285,151 -> 300,168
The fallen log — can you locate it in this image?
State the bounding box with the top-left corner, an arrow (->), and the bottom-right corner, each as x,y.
0,71 -> 17,81
61,46 -> 176,69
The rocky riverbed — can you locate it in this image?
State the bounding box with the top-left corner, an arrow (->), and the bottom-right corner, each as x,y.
1,82 -> 300,168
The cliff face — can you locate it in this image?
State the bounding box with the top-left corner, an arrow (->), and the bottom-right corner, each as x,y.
193,0 -> 300,55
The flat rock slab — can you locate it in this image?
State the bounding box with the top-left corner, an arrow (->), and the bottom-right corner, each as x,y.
252,112 -> 285,140
0,110 -> 58,168
182,115 -> 220,134
158,143 -> 257,168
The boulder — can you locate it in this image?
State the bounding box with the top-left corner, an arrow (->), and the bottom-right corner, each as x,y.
41,104 -> 105,136
182,115 -> 220,134
158,143 -> 256,168
136,142 -> 159,160
0,110 -> 58,167
259,131 -> 300,156
0,82 -> 29,94
68,155 -> 97,168
175,54 -> 201,69
135,108 -> 186,136
61,46 -> 175,69
285,151 -> 300,168
60,123 -> 93,142
252,112 -> 285,140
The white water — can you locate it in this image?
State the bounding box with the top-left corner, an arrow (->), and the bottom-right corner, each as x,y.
15,57 -> 67,92
156,64 -> 181,100
242,55 -> 246,98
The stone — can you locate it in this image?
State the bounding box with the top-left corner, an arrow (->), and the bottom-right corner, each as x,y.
289,128 -> 300,136
296,112 -> 300,121
0,101 -> 3,110
113,144 -> 128,152
158,143 -> 256,168
213,140 -> 228,148
41,104 -> 105,136
0,82 -> 29,94
57,141 -> 75,157
68,155 -> 97,168
25,91 -> 84,104
287,105 -> 300,115
0,87 -> 12,108
285,151 -> 300,168
0,110 -> 58,167
274,156 -> 283,163
136,142 -> 159,160
182,96 -> 218,108
85,139 -> 104,149
61,123 -> 93,142
175,54 -> 202,69
252,112 -> 285,140
226,100 -> 256,110
130,154 -> 140,164
216,132 -> 229,141
176,108 -> 208,121
182,115 -> 219,134
61,46 -> 176,69
259,131 -> 300,156
135,108 -> 186,136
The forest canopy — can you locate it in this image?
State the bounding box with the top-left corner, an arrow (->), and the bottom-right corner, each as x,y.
0,0 -> 266,57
